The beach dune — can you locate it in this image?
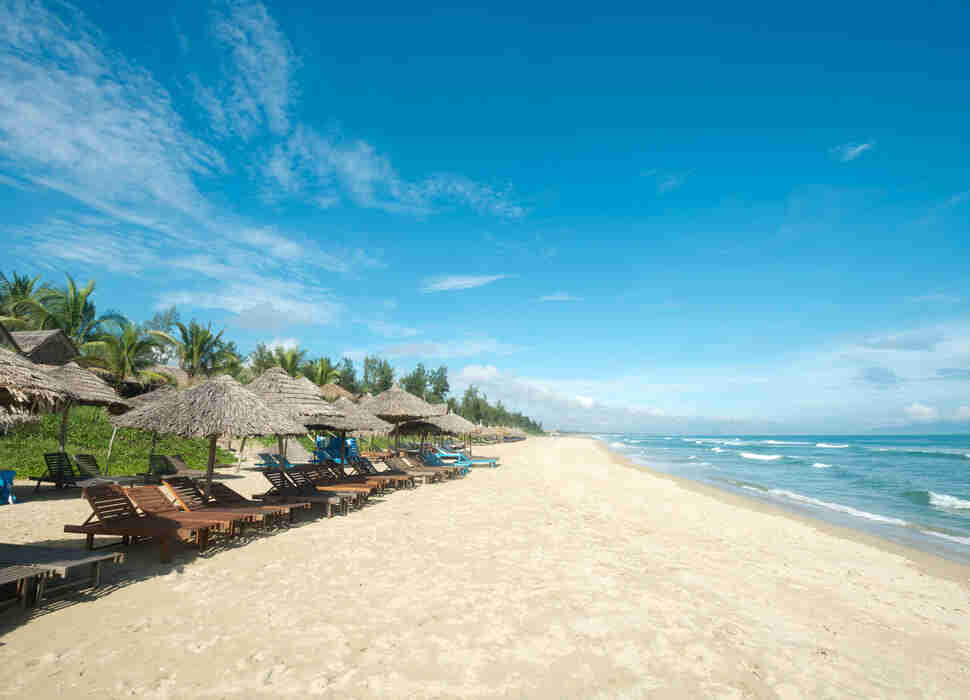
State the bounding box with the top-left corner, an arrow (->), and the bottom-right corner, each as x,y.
1,436 -> 968,698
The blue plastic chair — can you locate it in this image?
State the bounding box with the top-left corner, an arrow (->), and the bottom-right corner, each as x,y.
0,469 -> 16,505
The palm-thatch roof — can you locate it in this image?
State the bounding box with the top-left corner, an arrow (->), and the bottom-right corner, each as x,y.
0,406 -> 40,428
0,347 -> 76,411
41,362 -> 129,414
428,402 -> 449,417
111,374 -> 305,438
389,419 -> 445,436
125,386 -> 177,410
247,368 -> 344,427
356,392 -> 373,403
9,329 -> 79,365
434,412 -> 480,435
317,397 -> 392,433
358,383 -> 437,422
318,381 -> 355,402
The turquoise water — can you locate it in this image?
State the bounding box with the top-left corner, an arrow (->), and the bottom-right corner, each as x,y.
596,434 -> 970,563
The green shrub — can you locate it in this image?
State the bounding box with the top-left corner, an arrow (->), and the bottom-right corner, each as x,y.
0,406 -> 234,478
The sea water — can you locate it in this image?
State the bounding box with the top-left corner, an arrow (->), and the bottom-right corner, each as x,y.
595,434 -> 970,564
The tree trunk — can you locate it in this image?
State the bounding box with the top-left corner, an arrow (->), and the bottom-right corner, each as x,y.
205,435 -> 217,498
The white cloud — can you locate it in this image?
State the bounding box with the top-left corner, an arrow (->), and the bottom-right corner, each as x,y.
263,126 -> 525,217
861,329 -> 944,351
421,275 -> 506,292
265,337 -> 299,351
380,338 -> 522,359
574,395 -> 595,408
206,0 -> 296,139
955,406 -> 970,421
538,292 -> 583,302
642,168 -> 690,194
830,141 -> 875,162
366,320 -> 419,339
904,402 -> 939,422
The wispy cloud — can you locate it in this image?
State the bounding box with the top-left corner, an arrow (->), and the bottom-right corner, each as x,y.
205,0 -> 297,139
861,329 -> 944,351
366,320 -> 420,339
855,366 -> 902,388
909,292 -> 961,304
538,292 -> 583,302
421,274 -> 506,292
830,141 -> 875,162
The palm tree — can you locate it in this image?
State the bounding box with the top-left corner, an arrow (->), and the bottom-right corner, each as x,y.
302,356 -> 342,386
273,346 -> 307,377
86,322 -> 160,384
29,274 -> 125,347
150,320 -> 226,379
0,272 -> 45,330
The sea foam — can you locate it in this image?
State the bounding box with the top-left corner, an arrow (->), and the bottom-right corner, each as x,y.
929,492 -> 970,511
768,489 -> 908,526
816,443 -> 849,448
740,452 -> 782,461
812,462 -> 832,469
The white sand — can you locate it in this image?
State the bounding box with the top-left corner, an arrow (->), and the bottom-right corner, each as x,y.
1,436 -> 968,698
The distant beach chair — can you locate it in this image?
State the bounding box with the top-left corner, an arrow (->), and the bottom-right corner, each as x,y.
32,452 -> 103,492
64,484 -> 205,563
434,447 -> 498,468
206,481 -> 311,523
161,476 -> 284,527
73,454 -> 138,485
139,454 -> 204,484
419,451 -> 471,475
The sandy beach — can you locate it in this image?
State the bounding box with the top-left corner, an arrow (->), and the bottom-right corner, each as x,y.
1,436 -> 969,698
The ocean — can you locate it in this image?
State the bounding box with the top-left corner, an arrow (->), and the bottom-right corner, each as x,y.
595,434 -> 970,563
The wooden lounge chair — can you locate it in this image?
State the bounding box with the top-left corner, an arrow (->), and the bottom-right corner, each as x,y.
351,456 -> 415,488
254,469 -> 346,516
296,465 -> 375,500
31,452 -> 103,491
64,485 -> 214,563
206,481 -> 312,522
125,485 -> 254,537
139,454 -> 204,484
0,563 -> 53,609
74,454 -> 139,485
389,456 -> 454,481
162,476 -> 288,526
0,543 -> 124,604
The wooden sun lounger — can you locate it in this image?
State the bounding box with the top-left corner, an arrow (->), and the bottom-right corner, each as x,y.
254,469 -> 346,517
296,466 -> 375,499
206,481 -> 312,522
0,543 -> 124,604
162,476 -> 289,526
0,563 -> 53,609
64,485 -> 215,563
31,452 -> 104,491
125,485 -> 254,536
74,454 -> 139,485
138,454 -> 205,484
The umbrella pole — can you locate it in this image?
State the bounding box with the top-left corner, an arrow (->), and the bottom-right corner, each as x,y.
58,405 -> 70,452
277,435 -> 286,464
149,432 -> 158,456
105,426 -> 118,475
236,436 -> 247,473
205,435 -> 217,497
341,430 -> 347,466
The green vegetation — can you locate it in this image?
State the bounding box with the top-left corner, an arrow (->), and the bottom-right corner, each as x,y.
0,406 -> 234,479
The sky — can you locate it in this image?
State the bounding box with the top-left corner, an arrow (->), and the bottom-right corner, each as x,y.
2,0 -> 969,433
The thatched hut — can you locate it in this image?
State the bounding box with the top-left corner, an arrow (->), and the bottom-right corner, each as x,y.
42,361 -> 130,451
112,374 -> 305,494
318,381 -> 355,402
125,386 -> 176,410
0,347 -> 75,415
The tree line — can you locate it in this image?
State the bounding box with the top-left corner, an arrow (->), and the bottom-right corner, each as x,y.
1,271 -> 543,433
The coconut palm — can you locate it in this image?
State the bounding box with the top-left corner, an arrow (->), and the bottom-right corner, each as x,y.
0,272 -> 46,330
273,346 -> 307,377
150,320 -> 226,379
27,274 -> 125,347
302,356 -> 341,386
85,322 -> 161,384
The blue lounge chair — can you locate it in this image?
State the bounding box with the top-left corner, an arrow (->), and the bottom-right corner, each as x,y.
434,447 -> 498,468
419,451 -> 471,475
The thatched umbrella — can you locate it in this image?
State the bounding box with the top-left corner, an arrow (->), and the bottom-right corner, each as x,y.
428,402 -> 449,417
42,361 -> 129,452
358,383 -> 438,449
318,381 -> 354,402
102,386 -> 177,471
247,368 -> 343,459
0,347 -> 76,414
356,392 -> 373,403
112,374 -> 305,495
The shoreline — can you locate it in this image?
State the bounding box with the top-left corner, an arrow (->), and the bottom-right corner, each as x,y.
592,437 -> 970,588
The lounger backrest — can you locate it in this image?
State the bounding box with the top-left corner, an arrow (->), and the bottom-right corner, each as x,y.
73,453 -> 103,478
125,485 -> 181,515
43,452 -> 76,484
83,485 -> 140,523
262,469 -> 295,494
162,476 -> 208,511
207,482 -> 247,505
286,468 -> 318,491
169,455 -> 193,472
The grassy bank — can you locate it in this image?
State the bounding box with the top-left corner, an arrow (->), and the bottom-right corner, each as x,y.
0,406 -> 234,478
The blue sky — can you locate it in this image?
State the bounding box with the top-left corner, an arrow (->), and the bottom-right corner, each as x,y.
2,0 -> 969,432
